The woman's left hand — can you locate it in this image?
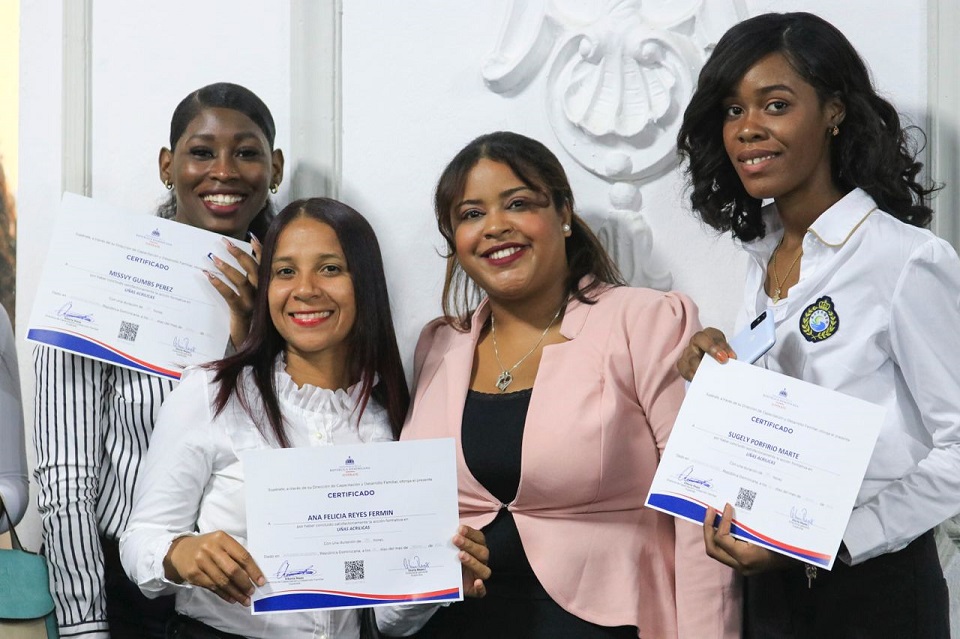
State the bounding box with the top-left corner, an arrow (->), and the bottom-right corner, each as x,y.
453,525 -> 490,597
703,504 -> 795,575
204,235 -> 262,348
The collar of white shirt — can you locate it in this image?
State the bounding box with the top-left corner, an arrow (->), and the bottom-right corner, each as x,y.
740,187 -> 879,261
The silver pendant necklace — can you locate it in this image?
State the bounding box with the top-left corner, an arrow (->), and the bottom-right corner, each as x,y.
491,302 -> 565,393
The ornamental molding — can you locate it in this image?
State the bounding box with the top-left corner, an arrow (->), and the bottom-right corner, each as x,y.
483,0 -> 746,288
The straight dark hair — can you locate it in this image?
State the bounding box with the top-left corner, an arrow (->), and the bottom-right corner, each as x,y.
435,131 -> 624,329
210,198 -> 409,444
157,82 -> 277,239
677,12 -> 935,242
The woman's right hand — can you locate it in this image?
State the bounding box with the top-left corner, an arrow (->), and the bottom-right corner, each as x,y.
204,235 -> 262,349
164,531 -> 265,606
676,327 -> 735,382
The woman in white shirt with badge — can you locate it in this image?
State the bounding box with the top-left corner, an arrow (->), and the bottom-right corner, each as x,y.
121,198 -> 489,638
675,12 -> 959,638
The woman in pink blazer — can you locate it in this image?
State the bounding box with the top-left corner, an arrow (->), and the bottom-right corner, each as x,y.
390,132 -> 740,638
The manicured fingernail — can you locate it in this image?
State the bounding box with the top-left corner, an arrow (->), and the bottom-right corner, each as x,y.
257,576 -> 265,586
716,352 -> 729,363
248,232 -> 260,244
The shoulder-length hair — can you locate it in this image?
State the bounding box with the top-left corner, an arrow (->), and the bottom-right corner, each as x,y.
210,198 -> 409,444
434,131 -> 624,329
156,82 -> 277,238
677,12 -> 935,242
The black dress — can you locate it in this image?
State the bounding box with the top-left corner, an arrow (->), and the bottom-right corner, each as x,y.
405,389 -> 636,639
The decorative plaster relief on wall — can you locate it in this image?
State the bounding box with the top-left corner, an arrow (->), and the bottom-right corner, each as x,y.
483,0 -> 745,289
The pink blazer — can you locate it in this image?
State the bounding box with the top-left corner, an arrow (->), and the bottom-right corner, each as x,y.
402,286 -> 740,638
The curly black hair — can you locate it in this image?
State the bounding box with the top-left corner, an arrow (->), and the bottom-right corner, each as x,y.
677,12 -> 935,242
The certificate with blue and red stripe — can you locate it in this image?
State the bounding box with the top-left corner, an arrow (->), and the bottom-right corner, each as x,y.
26,193 -> 246,380
646,357 -> 884,569
244,438 -> 462,613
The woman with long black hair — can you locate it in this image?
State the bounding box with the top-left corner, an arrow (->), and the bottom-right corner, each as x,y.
121,198 -> 488,638
676,12 -> 958,638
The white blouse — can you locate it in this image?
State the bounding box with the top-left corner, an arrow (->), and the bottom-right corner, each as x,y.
120,359 -> 394,638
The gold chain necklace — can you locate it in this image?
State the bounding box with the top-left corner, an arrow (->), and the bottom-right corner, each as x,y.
491,303 -> 564,393
770,237 -> 803,303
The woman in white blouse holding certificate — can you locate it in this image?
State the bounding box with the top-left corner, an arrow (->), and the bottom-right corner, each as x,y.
121,198 -> 489,639
675,12 -> 959,638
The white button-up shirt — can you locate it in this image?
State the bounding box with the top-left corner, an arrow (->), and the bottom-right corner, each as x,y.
739,188 -> 960,565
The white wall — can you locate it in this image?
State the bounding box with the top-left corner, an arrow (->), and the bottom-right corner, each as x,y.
340,0 -> 928,366
89,2 -> 292,217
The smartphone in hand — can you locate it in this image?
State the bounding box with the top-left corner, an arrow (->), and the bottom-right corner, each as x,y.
728,310 -> 776,364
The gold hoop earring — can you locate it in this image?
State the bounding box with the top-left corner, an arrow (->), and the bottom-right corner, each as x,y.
164,180 -> 173,190
270,184 -> 279,194
831,126 -> 840,137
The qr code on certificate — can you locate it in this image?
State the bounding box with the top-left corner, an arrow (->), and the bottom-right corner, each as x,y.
344,560 -> 364,581
118,321 -> 139,342
736,487 -> 757,511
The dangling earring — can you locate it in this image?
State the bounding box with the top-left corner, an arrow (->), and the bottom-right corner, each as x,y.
164,180 -> 173,190
562,223 -> 571,235
270,183 -> 279,194
831,125 -> 839,137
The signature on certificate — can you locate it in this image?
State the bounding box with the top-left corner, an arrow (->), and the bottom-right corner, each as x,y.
275,560 -> 316,579
172,336 -> 197,355
789,506 -> 815,529
403,556 -> 431,573
677,465 -> 713,489
56,302 -> 95,323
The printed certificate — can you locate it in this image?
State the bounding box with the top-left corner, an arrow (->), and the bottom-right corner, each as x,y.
243,438 -> 462,614
26,193 -> 248,379
646,358 -> 884,569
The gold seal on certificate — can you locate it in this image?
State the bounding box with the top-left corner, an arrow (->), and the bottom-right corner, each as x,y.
26,193 -> 250,379
243,438 -> 462,613
646,357 -> 885,569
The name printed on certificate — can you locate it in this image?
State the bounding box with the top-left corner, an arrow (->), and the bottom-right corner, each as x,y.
26,193 -> 250,379
244,438 -> 462,614
646,358 -> 884,569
